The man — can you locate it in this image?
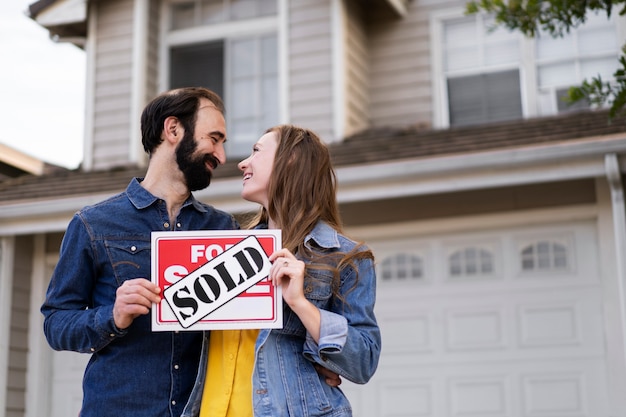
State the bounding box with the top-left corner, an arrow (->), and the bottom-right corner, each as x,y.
41,87 -> 237,417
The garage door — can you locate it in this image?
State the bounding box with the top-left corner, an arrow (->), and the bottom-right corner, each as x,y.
342,220 -> 611,417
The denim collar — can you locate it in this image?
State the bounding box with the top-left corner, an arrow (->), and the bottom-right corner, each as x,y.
304,221 -> 340,250
257,220 -> 340,250
125,177 -> 208,212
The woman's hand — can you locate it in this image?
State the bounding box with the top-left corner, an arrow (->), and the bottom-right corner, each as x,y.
269,248 -> 321,341
268,248 -> 306,309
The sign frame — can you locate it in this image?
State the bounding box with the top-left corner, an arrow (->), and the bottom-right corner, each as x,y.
151,229 -> 282,331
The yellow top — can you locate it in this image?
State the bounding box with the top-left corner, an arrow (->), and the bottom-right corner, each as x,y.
199,329 -> 259,417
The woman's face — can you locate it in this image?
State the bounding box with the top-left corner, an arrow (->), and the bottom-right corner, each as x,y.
238,131 -> 279,208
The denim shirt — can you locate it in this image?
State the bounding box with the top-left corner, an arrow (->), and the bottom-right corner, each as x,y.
41,178 -> 238,417
182,221 -> 381,417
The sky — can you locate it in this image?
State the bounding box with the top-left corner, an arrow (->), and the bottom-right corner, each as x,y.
0,0 -> 85,169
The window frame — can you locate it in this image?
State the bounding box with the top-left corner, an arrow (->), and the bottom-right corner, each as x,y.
430,7 -> 625,129
159,0 -> 287,158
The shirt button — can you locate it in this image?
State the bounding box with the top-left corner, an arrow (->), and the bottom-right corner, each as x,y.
130,245 -> 136,252
174,364 -> 179,370
164,222 -> 170,228
171,400 -> 176,406
176,223 -> 181,228
228,353 -> 234,360
90,348 -> 95,352
109,333 -> 115,337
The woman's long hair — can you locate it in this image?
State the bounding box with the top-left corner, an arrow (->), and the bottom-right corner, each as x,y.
243,125 -> 374,301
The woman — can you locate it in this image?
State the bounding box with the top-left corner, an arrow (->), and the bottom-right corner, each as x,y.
182,125 -> 381,417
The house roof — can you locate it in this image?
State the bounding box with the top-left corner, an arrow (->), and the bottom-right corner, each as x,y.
28,0 -> 87,44
333,109 -> 626,166
1,109 -> 625,206
0,143 -> 67,181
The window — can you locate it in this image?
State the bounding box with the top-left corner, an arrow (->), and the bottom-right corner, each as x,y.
435,10 -> 622,127
166,0 -> 280,157
380,253 -> 423,282
521,240 -> 568,272
442,14 -> 523,127
449,247 -> 494,278
447,69 -> 522,127
535,11 -> 618,114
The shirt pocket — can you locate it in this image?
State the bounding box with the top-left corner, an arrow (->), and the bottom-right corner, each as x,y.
104,239 -> 151,286
303,268 -> 333,309
280,269 -> 334,336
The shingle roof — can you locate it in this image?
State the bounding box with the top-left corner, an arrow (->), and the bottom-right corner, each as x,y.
331,109 -> 626,166
1,110 -> 625,205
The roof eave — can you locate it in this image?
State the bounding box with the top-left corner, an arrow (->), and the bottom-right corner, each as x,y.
28,0 -> 87,47
3,134 -> 624,235
335,133 -> 626,203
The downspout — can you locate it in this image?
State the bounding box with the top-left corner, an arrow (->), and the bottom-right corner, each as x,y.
330,0 -> 345,142
605,153 -> 626,363
0,237 -> 15,415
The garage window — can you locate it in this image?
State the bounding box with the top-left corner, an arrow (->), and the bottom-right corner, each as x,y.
380,253 -> 423,281
449,247 -> 494,278
521,240 -> 568,271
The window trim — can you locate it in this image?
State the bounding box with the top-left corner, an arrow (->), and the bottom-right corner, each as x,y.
158,0 -> 288,156
429,7 -> 625,129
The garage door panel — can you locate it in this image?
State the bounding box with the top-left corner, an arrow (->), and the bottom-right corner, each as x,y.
376,310 -> 433,355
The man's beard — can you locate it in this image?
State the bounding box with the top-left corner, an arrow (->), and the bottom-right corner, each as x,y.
175,130 -> 219,191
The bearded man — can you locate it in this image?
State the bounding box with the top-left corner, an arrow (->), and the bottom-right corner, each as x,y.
41,87 -> 238,417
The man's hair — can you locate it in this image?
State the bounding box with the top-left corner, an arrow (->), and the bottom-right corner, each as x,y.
140,87 -> 225,155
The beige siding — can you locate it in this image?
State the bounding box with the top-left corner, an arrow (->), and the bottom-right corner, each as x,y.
6,236 -> 33,417
341,179 -> 597,227
367,0 -> 466,128
344,0 -> 369,136
287,0 -> 465,139
91,0 -> 134,170
288,0 -> 334,142
367,2 -> 430,128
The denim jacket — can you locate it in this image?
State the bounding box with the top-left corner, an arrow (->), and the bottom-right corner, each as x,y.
41,178 -> 238,417
182,221 -> 381,417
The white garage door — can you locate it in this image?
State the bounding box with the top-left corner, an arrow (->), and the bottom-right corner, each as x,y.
343,219 -> 611,417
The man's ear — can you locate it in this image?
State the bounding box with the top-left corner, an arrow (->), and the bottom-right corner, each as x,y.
163,116 -> 181,144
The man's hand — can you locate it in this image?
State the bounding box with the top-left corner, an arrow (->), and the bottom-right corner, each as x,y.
113,278 -> 161,330
315,364 -> 342,387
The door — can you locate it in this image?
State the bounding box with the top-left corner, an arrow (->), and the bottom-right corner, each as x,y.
343,219 -> 612,417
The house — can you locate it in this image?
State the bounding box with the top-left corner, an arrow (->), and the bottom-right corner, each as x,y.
0,0 -> 625,416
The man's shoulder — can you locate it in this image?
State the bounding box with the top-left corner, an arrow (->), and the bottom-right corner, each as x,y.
196,202 -> 239,229
79,191 -> 128,215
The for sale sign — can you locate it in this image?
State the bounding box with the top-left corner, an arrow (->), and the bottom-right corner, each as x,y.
151,229 -> 282,331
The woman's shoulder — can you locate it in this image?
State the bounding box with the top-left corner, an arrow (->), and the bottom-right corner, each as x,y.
310,221 -> 370,253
